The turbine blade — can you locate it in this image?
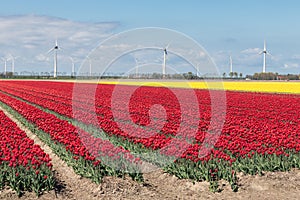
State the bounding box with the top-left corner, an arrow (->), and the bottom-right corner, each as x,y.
165,43 -> 171,49
47,48 -> 55,54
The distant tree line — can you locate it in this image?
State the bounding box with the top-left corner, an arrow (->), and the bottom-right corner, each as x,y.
222,72 -> 243,79
126,72 -> 200,80
0,72 -> 13,78
2,71 -> 299,81
246,72 -> 300,80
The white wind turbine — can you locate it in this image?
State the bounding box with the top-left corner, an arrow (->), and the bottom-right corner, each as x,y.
259,40 -> 271,73
1,57 -> 8,75
8,54 -> 19,74
229,55 -> 233,73
87,56 -> 92,77
134,58 -> 139,78
196,64 -> 200,77
69,57 -> 75,77
162,44 -> 170,78
47,39 -> 61,78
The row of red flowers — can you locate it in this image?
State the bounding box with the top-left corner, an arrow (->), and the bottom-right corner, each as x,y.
0,110 -> 54,196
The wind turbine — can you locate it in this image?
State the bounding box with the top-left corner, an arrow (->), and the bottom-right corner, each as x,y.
87,57 -> 92,77
47,39 -> 60,78
1,57 -> 8,75
8,54 -> 19,74
69,57 -> 75,77
259,40 -> 271,73
134,58 -> 139,78
196,64 -> 200,77
229,55 -> 233,73
162,44 -> 170,78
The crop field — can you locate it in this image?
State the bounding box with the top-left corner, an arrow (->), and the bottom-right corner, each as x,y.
0,109 -> 54,196
0,80 -> 299,198
97,80 -> 300,94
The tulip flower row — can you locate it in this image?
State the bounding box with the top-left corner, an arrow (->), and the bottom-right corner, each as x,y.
0,110 -> 54,196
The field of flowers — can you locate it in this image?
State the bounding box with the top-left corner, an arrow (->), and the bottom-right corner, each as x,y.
98,80 -> 300,94
0,109 -> 54,196
0,80 -> 299,193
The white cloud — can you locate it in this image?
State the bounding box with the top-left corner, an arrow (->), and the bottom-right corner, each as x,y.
0,15 -> 119,74
241,48 -> 261,54
283,63 -> 299,69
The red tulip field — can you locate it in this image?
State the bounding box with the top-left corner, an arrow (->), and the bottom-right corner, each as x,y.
0,80 -> 299,198
0,109 -> 54,196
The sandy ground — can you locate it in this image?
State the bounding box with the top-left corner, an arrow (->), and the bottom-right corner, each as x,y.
0,106 -> 300,200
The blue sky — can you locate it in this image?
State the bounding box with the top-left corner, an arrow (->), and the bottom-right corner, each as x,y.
1,0 -> 300,75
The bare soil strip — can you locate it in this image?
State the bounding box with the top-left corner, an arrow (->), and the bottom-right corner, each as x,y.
0,105 -> 300,200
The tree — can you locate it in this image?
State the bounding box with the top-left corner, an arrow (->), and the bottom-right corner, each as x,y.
183,72 -> 196,80
252,72 -> 277,80
151,73 -> 162,79
239,73 -> 243,79
229,72 -> 234,78
233,72 -> 238,78
223,72 -> 226,78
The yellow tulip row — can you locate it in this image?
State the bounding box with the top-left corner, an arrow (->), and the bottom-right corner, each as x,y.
96,80 -> 300,94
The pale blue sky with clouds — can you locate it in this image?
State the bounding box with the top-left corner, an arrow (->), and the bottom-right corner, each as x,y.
1,0 -> 300,75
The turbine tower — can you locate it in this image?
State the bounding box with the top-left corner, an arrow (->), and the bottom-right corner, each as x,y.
11,56 -> 15,74
135,58 -> 139,78
69,57 -> 75,77
2,58 -> 7,75
196,64 -> 200,77
8,54 -> 19,74
47,39 -> 60,78
259,40 -> 271,73
229,55 -> 233,73
162,44 -> 170,78
87,57 -> 92,77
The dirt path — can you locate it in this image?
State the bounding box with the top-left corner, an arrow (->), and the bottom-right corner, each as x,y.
0,106 -> 300,199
